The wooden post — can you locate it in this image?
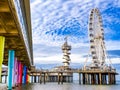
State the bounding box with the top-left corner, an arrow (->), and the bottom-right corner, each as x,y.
38,75 -> 39,83
1,75 -> 3,83
79,73 -> 81,84
85,73 -> 86,84
114,74 -> 116,84
111,74 -> 113,84
31,74 -> 33,83
104,74 -> 107,84
65,76 -> 66,82
5,75 -> 7,83
49,76 -> 51,82
91,74 -> 94,84
58,73 -> 60,84
97,74 -> 99,84
69,76 -> 71,82
102,74 -> 103,84
112,74 -> 114,84
108,73 -> 110,84
43,73 -> 46,84
86,73 -> 88,84
71,74 -> 73,82
83,73 -> 85,84
70,76 -> 71,82
34,75 -> 36,83
88,74 -> 90,84
94,74 -> 96,84
61,73 -> 63,84
99,73 -> 101,85
40,72 -> 42,84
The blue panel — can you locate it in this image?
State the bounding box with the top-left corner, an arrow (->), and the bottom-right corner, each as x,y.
7,50 -> 15,89
23,66 -> 27,84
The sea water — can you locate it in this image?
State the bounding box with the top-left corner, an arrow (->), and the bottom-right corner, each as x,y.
1,81 -> 120,90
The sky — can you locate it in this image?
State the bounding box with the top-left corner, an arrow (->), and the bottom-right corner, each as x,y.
30,0 -> 120,65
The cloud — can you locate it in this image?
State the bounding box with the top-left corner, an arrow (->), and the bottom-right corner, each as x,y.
30,0 -> 120,65
105,40 -> 120,50
113,0 -> 120,7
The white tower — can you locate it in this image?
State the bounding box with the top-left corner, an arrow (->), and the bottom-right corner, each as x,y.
62,37 -> 71,67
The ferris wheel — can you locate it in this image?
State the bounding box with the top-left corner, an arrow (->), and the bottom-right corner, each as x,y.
88,8 -> 106,68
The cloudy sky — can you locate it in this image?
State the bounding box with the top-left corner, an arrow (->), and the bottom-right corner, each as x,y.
30,0 -> 120,65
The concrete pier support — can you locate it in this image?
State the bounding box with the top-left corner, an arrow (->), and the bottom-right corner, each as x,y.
0,36 -> 5,83
7,50 -> 15,89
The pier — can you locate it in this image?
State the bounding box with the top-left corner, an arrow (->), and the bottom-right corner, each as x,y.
0,0 -> 33,89
0,0 -> 119,89
1,67 -> 117,85
28,67 -> 117,85
2,67 -> 116,85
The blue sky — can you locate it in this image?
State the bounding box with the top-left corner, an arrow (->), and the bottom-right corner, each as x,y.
30,0 -> 120,65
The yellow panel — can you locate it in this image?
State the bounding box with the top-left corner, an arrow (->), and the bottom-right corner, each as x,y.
0,36 -> 5,82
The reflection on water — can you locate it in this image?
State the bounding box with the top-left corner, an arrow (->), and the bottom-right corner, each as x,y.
7,83 -> 119,90
1,82 -> 120,90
